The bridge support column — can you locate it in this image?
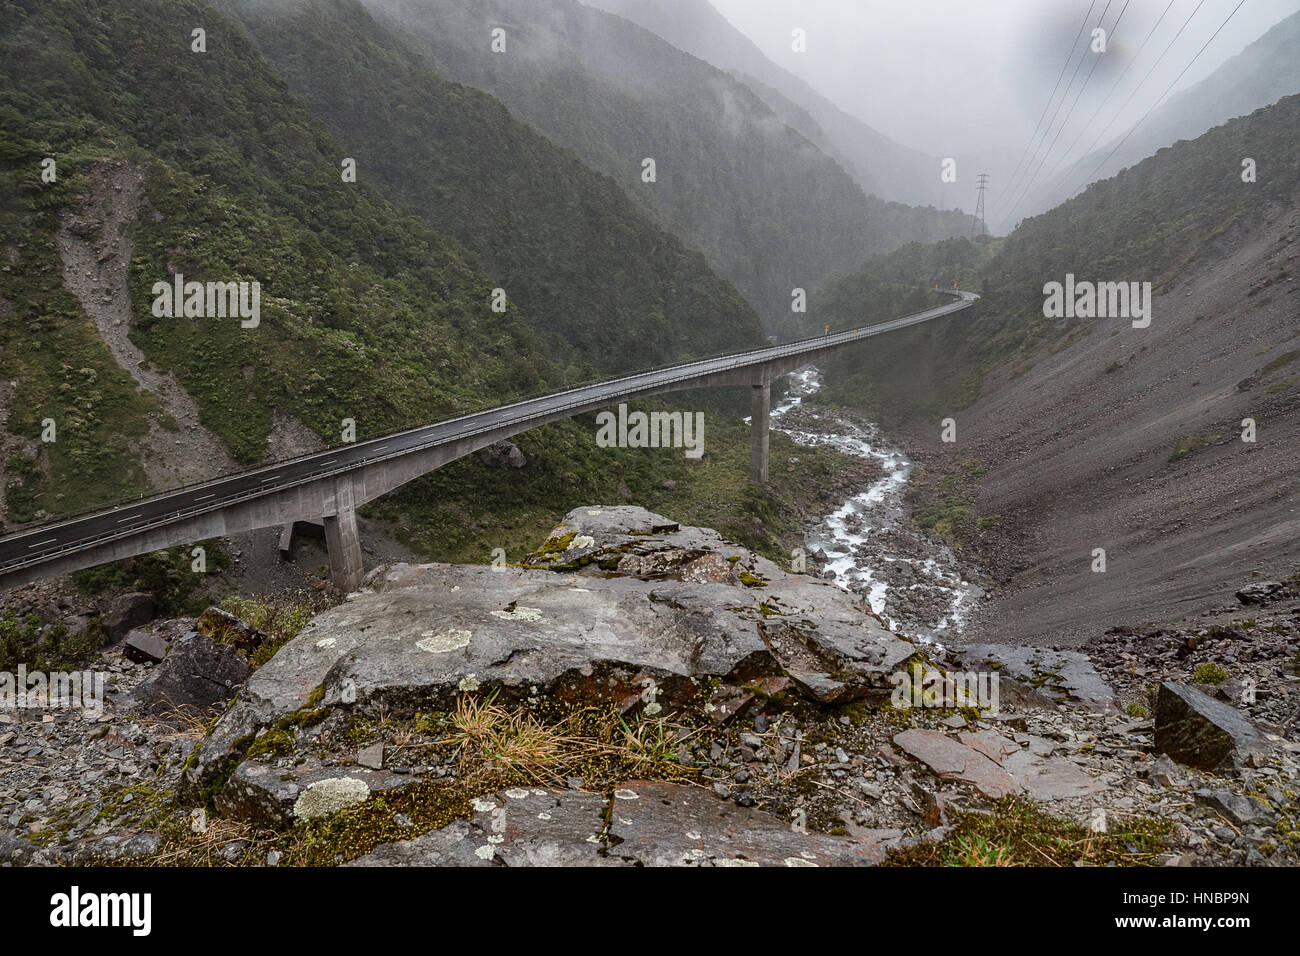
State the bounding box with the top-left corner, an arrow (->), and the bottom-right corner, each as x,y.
750,380 -> 771,484
322,479 -> 364,593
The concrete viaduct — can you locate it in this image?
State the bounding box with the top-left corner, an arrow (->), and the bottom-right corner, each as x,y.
0,291 -> 976,593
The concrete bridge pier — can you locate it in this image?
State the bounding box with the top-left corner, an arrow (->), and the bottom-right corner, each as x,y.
322,477 -> 364,592
750,377 -> 771,485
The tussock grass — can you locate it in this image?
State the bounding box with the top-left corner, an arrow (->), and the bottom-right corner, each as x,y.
445,691 -> 695,789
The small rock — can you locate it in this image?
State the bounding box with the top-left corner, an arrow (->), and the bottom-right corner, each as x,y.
357,743 -> 384,770
122,630 -> 169,664
1234,581 -> 1284,605
1194,789 -> 1262,826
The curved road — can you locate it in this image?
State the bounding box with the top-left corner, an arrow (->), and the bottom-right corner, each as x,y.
0,291 -> 977,577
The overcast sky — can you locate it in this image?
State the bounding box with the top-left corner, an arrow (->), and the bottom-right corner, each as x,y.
709,0 -> 1300,159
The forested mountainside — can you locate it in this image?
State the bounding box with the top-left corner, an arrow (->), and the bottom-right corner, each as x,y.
218,0 -> 764,380
811,92 -> 1300,425
363,0 -> 975,330
583,0 -> 949,209
0,0 -> 766,522
1011,10 -> 1300,228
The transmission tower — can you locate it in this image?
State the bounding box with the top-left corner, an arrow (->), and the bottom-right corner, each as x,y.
971,173 -> 989,241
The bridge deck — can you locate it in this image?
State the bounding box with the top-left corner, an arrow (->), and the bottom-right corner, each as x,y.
0,291 -> 976,586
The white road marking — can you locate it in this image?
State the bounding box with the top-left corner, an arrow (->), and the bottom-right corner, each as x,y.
27,539 -> 56,549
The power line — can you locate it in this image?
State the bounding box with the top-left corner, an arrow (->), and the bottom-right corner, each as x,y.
1004,0 -> 1117,213
1065,0 -> 1211,190
1001,0 -> 1099,202
1082,0 -> 1248,185
1042,0 -> 1178,199
1002,0 -> 1129,223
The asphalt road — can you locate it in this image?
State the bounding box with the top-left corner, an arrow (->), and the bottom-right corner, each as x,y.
0,291 -> 976,574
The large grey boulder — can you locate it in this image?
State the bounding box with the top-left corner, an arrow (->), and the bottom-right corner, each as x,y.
181,507 -> 918,802
475,441 -> 527,469
103,591 -> 155,640
1154,682 -> 1267,769
1234,581 -> 1284,604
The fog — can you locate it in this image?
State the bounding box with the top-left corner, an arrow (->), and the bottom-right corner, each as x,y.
710,0 -> 1300,167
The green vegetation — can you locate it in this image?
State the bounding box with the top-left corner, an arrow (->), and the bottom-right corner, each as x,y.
0,0 -> 811,549
1259,349 -> 1299,375
70,541 -> 230,616
364,0 -> 974,331
0,613 -> 101,673
223,0 -> 767,375
1193,661 -> 1230,685
368,401 -> 856,567
1168,434 -> 1216,463
0,143 -> 158,524
884,796 -> 1170,866
910,458 -> 985,547
209,595 -> 322,668
0,0 -> 554,508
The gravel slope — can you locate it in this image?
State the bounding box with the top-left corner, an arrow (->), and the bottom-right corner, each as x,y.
912,196 -> 1300,646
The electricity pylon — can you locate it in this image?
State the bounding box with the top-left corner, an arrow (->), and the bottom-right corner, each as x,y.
971,173 -> 989,241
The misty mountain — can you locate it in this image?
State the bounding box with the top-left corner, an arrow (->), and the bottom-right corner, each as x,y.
364,0 -> 976,330
808,91 -> 1300,642
218,0 -> 766,379
1008,10 -> 1300,230
0,0 -> 764,519
582,0 -> 951,209
814,91 -> 1300,426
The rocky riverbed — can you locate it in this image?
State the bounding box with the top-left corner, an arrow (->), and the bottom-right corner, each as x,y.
770,367 -> 979,643
1,506 -> 1297,867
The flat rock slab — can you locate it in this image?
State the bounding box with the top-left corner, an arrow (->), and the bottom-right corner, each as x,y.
348,782 -> 884,867
604,780 -> 885,866
960,643 -> 1116,710
895,728 -> 1107,802
350,788 -> 617,867
122,629 -> 170,664
894,729 -> 1019,798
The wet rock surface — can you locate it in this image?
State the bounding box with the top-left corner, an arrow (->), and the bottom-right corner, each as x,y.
959,643 -> 1117,710
182,508 -> 917,799
3,508 -> 1298,867
349,781 -> 884,867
